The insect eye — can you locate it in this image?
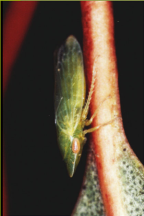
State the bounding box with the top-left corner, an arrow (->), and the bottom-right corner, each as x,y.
72,138 -> 80,154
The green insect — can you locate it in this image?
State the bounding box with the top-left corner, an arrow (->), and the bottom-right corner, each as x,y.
55,35 -> 112,177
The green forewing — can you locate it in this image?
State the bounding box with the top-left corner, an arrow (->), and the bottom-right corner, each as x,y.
55,36 -> 86,176
55,36 -> 85,133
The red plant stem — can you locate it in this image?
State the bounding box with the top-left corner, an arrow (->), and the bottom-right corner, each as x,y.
3,1 -> 38,95
3,2 -> 38,215
81,2 -> 125,215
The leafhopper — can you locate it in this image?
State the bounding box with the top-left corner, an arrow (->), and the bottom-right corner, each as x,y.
55,36 -> 114,177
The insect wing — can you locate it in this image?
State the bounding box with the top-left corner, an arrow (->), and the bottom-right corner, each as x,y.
55,36 -> 85,134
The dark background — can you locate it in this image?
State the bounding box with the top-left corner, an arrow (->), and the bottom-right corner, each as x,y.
3,2 -> 143,216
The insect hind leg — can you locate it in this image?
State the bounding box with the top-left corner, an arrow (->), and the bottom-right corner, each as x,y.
83,116 -> 121,135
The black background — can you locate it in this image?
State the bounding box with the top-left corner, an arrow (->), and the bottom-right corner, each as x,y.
3,2 -> 143,216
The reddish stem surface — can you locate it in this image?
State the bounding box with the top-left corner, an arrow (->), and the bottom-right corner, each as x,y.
81,2 -> 126,215
3,1 -> 38,94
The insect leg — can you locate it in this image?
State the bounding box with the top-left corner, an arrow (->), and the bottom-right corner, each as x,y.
83,116 -> 121,135
84,95 -> 112,126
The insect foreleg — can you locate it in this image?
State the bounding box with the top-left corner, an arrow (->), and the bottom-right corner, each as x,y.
83,116 -> 121,135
